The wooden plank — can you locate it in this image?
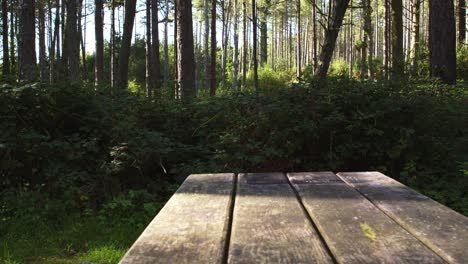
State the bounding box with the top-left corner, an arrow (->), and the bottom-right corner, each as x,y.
228,172 -> 333,264
119,173 -> 235,264
287,172 -> 445,264
338,171 -> 468,264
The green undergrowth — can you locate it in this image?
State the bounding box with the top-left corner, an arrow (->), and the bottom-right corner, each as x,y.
1,79 -> 467,263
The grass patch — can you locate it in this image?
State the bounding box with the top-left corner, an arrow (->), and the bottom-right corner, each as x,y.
0,217 -> 143,264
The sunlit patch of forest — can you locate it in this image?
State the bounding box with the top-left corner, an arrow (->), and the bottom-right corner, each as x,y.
1,0 -> 467,263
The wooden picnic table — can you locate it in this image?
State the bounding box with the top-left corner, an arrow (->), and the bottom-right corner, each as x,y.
119,172 -> 468,264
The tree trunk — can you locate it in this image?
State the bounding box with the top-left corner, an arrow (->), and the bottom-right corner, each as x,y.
411,0 -> 420,76
314,0 -> 351,79
110,1 -> 116,87
364,0 -> 374,79
233,0 -> 239,91
384,0 -> 390,79
78,0 -> 87,82
95,0 -> 104,85
163,0 -> 169,89
242,0 -> 247,87
10,0 -> 16,75
18,0 -> 37,82
260,0 -> 270,66
430,0 -> 456,84
296,0 -> 301,78
252,0 -> 258,95
176,0 -> 196,100
391,0 -> 404,77
116,0 -> 137,89
459,0 -> 466,44
65,0 -> 80,84
151,0 -> 161,95
51,0 -> 60,83
146,0 -> 152,96
313,0 -> 318,71
2,0 -> 10,77
210,0 -> 216,96
203,0 -> 209,90
38,1 -> 47,82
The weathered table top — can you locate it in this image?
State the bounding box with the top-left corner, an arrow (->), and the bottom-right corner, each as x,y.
119,172 -> 468,264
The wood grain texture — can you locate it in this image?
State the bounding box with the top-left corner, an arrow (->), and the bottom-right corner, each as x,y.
228,172 -> 333,264
288,172 -> 445,264
119,173 -> 235,264
337,171 -> 468,264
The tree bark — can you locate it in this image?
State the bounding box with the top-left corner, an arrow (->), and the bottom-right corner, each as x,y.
391,0 -> 404,77
210,0 -> 216,96
242,0 -> 247,87
95,0 -> 104,85
259,0 -> 270,66
38,1 -> 47,82
384,0 -> 390,79
116,0 -> 137,89
364,0 -> 374,79
163,0 -> 169,89
203,0 -> 209,89
65,0 -> 80,84
18,0 -> 37,82
2,0 -> 10,77
430,0 -> 456,84
296,0 -> 301,78
151,0 -> 161,95
176,0 -> 196,100
110,0 -> 116,87
459,0 -> 466,44
233,0 -> 239,92
252,0 -> 258,95
411,0 -> 420,76
146,0 -> 153,96
314,0 -> 351,79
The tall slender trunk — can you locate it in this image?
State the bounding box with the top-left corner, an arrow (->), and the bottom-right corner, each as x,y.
116,0 -> 137,89
296,0 -> 301,78
110,1 -> 116,87
151,0 -> 161,95
312,0 -> 317,71
459,0 -> 466,44
145,0 -> 152,96
384,0 -> 390,79
411,0 -> 420,76
78,0 -> 87,81
260,0 -> 269,66
65,0 -> 80,83
210,0 -> 216,96
364,0 -> 374,79
252,0 -> 258,95
95,0 -> 104,85
2,0 -> 10,77
233,0 -> 239,92
430,0 -> 456,84
203,0 -> 209,89
221,0 -> 230,90
242,0 -> 247,88
9,0 -> 16,76
38,1 -> 47,82
163,0 -> 169,89
18,0 -> 37,82
349,2 -> 354,78
314,0 -> 351,78
176,0 -> 196,100
391,0 -> 404,77
174,0 -> 179,98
